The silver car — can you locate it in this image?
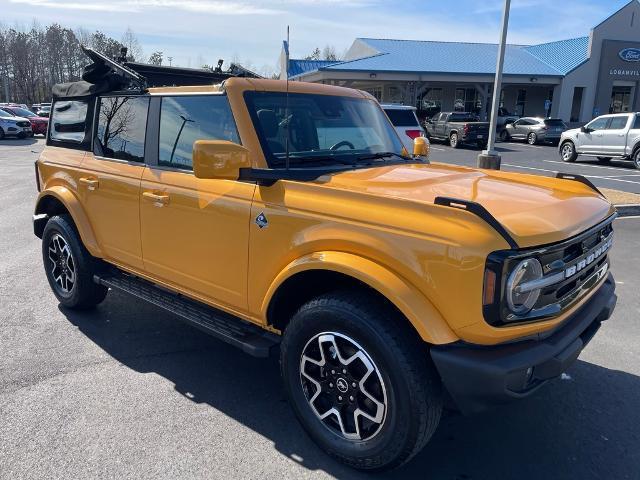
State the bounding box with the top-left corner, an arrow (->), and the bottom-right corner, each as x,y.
500,117 -> 566,145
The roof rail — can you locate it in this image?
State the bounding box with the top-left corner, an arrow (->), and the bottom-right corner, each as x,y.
434,196 -> 519,249
555,172 -> 602,195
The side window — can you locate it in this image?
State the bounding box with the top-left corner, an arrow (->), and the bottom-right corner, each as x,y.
607,116 -> 629,130
95,96 -> 149,162
158,95 -> 240,170
50,100 -> 88,143
586,117 -> 609,131
634,115 -> 640,130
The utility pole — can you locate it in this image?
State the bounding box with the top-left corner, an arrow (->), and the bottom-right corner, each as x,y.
477,0 -> 511,170
167,56 -> 173,66
2,69 -> 9,102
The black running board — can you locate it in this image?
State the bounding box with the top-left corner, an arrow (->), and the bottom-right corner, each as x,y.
94,272 -> 280,357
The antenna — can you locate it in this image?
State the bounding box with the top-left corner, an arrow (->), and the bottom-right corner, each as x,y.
285,25 -> 290,171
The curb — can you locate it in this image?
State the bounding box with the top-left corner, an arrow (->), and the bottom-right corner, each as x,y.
614,204 -> 640,217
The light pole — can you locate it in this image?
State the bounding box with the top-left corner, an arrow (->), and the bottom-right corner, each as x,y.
477,0 -> 511,170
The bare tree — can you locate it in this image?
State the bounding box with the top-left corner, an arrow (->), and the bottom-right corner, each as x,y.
148,51 -> 163,66
121,27 -> 143,62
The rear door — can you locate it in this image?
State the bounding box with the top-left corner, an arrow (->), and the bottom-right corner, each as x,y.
600,114 -> 631,156
139,94 -> 254,311
80,95 -> 149,270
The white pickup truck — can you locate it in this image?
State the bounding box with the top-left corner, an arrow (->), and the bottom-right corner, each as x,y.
559,112 -> 640,169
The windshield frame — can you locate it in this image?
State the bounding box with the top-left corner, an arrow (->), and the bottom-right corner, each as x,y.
243,90 -> 408,169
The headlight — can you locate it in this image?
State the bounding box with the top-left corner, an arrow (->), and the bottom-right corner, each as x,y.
506,258 -> 542,315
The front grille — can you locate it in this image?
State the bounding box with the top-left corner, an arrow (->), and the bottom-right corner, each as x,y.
16,121 -> 30,127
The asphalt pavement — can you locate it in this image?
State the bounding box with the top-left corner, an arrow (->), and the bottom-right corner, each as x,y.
1,138 -> 639,479
429,138 -> 640,194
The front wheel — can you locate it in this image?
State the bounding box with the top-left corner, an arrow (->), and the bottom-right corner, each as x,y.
560,141 -> 578,162
527,132 -> 537,145
42,215 -> 108,309
633,149 -> 640,170
280,291 -> 442,471
449,132 -> 459,148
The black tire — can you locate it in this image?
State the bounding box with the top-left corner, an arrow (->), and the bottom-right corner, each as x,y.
0,127 -> 4,140
527,132 -> 537,145
633,149 -> 640,170
597,157 -> 612,163
560,141 -> 578,162
41,215 -> 108,309
280,291 -> 442,471
499,129 -> 510,142
449,132 -> 459,149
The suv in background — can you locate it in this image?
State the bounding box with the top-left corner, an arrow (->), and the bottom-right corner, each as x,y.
559,113 -> 640,168
0,107 -> 33,139
380,104 -> 427,153
1,105 -> 49,136
34,63 -> 617,471
500,117 -> 566,145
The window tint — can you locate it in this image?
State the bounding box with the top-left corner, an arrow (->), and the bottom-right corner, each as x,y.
634,115 -> 640,130
448,113 -> 478,122
158,95 -> 240,170
50,100 -> 88,143
544,119 -> 565,127
607,116 -> 629,130
95,96 -> 148,162
586,117 -> 609,131
384,109 -> 419,127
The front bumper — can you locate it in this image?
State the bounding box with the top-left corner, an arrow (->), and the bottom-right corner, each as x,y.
431,273 -> 616,415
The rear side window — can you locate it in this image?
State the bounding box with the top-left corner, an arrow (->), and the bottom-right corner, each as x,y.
158,95 -> 240,170
384,109 -> 419,127
95,96 -> 149,162
50,100 -> 88,143
634,115 -> 640,130
449,113 -> 478,122
544,119 -> 565,127
607,116 -> 629,130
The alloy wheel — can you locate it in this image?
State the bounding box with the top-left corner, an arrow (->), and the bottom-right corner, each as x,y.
299,332 -> 387,441
47,233 -> 76,293
528,133 -> 537,145
562,143 -> 574,161
450,133 -> 458,148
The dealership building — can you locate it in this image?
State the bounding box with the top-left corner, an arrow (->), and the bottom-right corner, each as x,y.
281,1 -> 640,124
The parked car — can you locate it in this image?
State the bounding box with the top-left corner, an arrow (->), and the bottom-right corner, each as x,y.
381,104 -> 428,153
34,72 -> 617,471
496,107 -> 520,128
0,108 -> 33,139
425,112 -> 490,148
500,117 -> 566,145
36,105 -> 51,117
559,113 -> 640,168
1,105 -> 48,136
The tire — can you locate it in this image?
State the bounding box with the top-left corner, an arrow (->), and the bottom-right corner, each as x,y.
280,291 -> 442,471
41,215 -> 108,309
0,128 -> 4,140
597,157 -> 612,163
527,132 -> 537,145
449,132 -> 459,149
560,141 -> 578,162
499,129 -> 510,142
633,149 -> 640,170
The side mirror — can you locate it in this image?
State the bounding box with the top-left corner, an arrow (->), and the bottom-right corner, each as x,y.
192,140 -> 251,180
413,136 -> 430,160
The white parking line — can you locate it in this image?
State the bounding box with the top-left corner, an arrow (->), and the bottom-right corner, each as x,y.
502,163 -> 640,185
506,142 -> 544,149
543,159 -> 636,173
431,147 -> 446,152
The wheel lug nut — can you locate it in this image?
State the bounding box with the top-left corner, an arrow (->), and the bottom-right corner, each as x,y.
342,368 -> 347,374
352,382 -> 357,388
331,370 -> 335,375
338,396 -> 343,401
329,382 -> 333,388
349,396 -> 354,402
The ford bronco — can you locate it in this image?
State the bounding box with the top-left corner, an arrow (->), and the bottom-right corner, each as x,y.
33,50 -> 617,471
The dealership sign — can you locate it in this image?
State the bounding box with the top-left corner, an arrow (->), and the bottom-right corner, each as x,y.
619,48 -> 640,62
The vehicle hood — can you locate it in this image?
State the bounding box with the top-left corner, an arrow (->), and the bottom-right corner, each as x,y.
324,163 -> 614,248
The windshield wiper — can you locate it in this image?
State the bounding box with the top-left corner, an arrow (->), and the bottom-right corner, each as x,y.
355,151 -> 414,163
274,153 -> 358,166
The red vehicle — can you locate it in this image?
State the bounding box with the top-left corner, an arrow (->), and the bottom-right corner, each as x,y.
2,106 -> 48,135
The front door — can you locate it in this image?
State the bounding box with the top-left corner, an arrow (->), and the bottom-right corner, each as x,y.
139,94 -> 254,312
577,116 -> 609,154
79,95 -> 150,270
600,115 -> 631,156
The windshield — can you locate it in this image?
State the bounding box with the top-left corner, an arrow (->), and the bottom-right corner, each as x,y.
244,91 -> 405,168
8,107 -> 35,117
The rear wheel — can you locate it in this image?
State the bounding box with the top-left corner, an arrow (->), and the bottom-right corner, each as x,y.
42,215 -> 108,309
449,132 -> 459,148
499,129 -> 510,142
527,132 -> 537,145
280,291 -> 442,471
560,141 -> 578,162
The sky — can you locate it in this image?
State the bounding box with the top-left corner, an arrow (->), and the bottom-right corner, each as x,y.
4,0 -> 633,76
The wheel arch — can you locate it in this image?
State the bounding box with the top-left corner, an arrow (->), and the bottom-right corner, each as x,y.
35,188 -> 103,257
263,251 -> 458,345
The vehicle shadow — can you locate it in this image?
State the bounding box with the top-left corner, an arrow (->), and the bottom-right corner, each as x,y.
60,293 -> 640,479
0,137 -> 39,146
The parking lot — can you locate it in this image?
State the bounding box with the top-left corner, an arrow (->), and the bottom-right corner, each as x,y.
429,138 -> 640,194
1,138 -> 639,479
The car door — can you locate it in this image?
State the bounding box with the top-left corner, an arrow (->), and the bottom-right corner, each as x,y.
139,94 -> 254,311
79,95 -> 149,270
508,119 -> 523,138
436,113 -> 448,137
577,116 -> 610,154
600,115 -> 631,156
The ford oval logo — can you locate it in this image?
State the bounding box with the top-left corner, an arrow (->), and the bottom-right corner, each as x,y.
619,48 -> 640,62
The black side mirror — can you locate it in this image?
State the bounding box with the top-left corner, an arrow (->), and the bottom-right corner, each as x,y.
581,126 -> 592,133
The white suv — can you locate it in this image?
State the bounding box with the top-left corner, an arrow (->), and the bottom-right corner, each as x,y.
380,104 -> 428,153
559,113 -> 640,169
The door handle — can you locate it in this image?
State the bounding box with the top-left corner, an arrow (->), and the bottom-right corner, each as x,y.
79,177 -> 99,191
143,191 -> 170,206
